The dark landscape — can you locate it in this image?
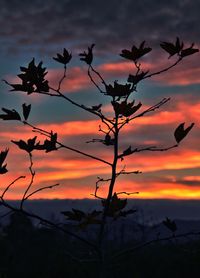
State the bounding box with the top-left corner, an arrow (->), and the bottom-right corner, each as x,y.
0,199 -> 200,277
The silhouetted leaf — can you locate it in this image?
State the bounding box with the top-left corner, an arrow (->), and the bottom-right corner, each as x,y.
53,48 -> 72,65
112,100 -> 142,117
8,58 -> 49,95
120,41 -> 152,61
0,148 -> 9,174
160,37 -> 184,58
91,104 -> 102,112
12,136 -> 40,153
102,193 -> 127,217
105,81 -> 133,97
79,44 -> 95,65
127,71 -> 148,84
0,108 -> 21,121
22,103 -> 31,121
163,217 -> 177,233
174,122 -> 194,143
42,132 -> 57,152
61,208 -> 85,221
181,44 -> 199,57
103,134 -> 114,146
123,146 -> 133,156
61,209 -> 102,229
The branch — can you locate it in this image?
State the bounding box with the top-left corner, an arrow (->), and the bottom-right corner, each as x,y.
132,144 -> 178,153
0,197 -> 100,255
119,97 -> 170,130
20,152 -> 35,209
1,175 -> 25,199
90,65 -> 107,87
116,170 -> 142,176
144,57 -> 183,79
112,230 -> 200,260
88,67 -> 104,94
23,121 -> 112,167
91,166 -> 139,200
57,65 -> 67,91
49,85 -> 113,126
118,144 -> 178,160
24,183 -> 59,201
116,191 -> 139,196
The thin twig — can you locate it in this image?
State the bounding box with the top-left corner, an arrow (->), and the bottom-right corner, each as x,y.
118,144 -> 178,160
57,65 -> 67,91
24,183 -> 59,201
23,121 -> 112,167
112,230 -> 200,260
0,197 -> 100,255
119,98 -> 170,130
1,175 -> 25,199
20,152 -> 35,209
90,65 -> 107,86
116,191 -> 139,196
144,57 -> 183,79
88,67 -> 104,93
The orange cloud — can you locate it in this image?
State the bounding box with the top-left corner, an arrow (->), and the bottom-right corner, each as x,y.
0,89 -> 199,200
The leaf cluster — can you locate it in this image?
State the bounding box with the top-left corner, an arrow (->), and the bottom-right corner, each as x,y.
102,193 -> 137,219
160,37 -> 199,58
12,132 -> 57,154
163,217 -> 177,233
0,103 -> 31,122
61,209 -> 102,229
112,100 -> 142,117
120,41 -> 152,62
53,48 -> 72,65
9,59 -> 49,94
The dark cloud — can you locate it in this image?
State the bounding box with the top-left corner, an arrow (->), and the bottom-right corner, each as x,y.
0,0 -> 199,55
176,179 -> 200,187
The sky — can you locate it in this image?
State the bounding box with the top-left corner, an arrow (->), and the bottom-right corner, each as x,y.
0,0 -> 200,200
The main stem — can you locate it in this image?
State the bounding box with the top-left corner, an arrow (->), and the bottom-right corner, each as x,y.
98,114 -> 119,274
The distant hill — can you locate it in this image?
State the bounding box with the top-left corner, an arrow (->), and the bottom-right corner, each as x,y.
1,198 -> 200,224
1,199 -> 200,244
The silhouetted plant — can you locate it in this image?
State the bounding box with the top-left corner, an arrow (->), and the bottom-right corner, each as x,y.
0,37 -> 199,277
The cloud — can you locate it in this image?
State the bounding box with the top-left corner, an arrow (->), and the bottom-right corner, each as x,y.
0,0 -> 199,56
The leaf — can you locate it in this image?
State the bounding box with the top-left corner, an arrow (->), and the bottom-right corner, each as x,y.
181,45 -> 199,57
61,208 -> 85,221
105,81 -> 133,97
127,71 -> 148,84
112,100 -> 142,117
174,122 -> 194,143
53,48 -> 72,64
120,42 -> 152,61
0,108 -> 21,121
102,193 -> 127,217
0,148 -> 9,174
123,146 -> 132,156
79,44 -> 95,65
22,103 -> 31,121
61,209 -> 102,229
11,136 -> 40,153
160,41 -> 178,57
160,37 -> 184,58
103,134 -> 114,146
42,132 -> 57,152
8,59 -> 49,95
91,104 -> 102,112
163,217 -> 177,233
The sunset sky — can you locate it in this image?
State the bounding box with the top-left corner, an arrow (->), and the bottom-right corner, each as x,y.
0,0 -> 199,200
